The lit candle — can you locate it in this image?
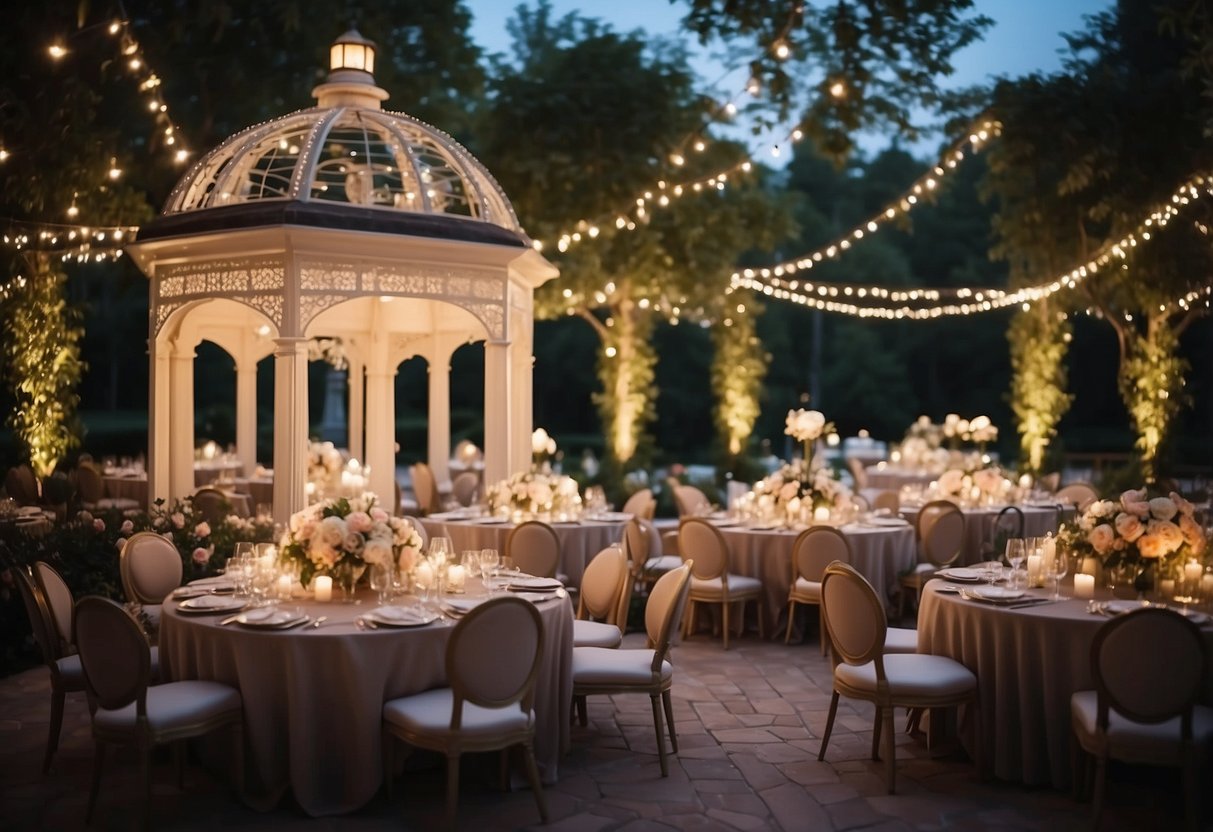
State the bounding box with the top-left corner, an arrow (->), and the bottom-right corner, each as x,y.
1081,557 -> 1100,578
414,561 -> 434,590
1027,554 -> 1043,587
314,575 -> 332,603
1074,573 -> 1094,599
277,575 -> 291,598
813,506 -> 831,523
1160,578 -> 1176,597
1183,561 -> 1202,585
1201,574 -> 1213,596
447,564 -> 466,591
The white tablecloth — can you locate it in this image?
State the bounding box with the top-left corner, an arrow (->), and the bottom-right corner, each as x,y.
918,582 -> 1213,788
716,522 -> 917,634
864,466 -> 938,491
161,580 -> 573,816
419,517 -> 630,587
900,504 -> 1062,565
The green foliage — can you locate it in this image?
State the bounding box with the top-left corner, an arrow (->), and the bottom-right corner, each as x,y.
711,294 -> 768,461
1119,325 -> 1189,483
1008,305 -> 1074,474
1,259 -> 85,477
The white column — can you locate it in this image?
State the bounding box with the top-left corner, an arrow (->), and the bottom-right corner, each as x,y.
169,345 -> 196,502
235,358 -> 258,477
147,340 -> 171,508
348,356 -> 365,463
427,342 -> 452,485
483,340 -> 512,484
272,337 -> 309,527
364,363 -> 397,506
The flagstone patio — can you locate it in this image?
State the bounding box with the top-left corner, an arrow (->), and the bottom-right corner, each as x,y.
0,627 -> 1194,831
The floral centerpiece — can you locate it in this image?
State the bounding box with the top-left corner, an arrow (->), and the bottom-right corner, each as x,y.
305,440 -> 369,503
936,466 -> 1008,504
942,413 -> 998,451
1056,489 -> 1207,584
785,408 -> 836,469
485,470 -> 582,519
748,459 -> 854,524
280,493 -> 423,590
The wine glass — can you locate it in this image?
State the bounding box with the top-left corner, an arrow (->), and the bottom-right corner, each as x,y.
460,550 -> 481,579
230,541 -> 254,570
428,536 -> 452,568
479,548 -> 500,593
1004,539 -> 1026,589
1046,551 -> 1069,601
369,562 -> 393,606
981,560 -> 1004,587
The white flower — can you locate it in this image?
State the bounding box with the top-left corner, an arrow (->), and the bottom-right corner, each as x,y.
318,516 -> 347,548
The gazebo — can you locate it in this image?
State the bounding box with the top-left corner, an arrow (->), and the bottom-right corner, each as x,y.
126,30 -> 558,525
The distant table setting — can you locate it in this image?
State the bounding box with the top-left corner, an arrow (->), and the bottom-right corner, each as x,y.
899,502 -> 1063,565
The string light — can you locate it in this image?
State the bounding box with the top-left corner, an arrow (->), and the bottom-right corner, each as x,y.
1,216 -> 137,263
731,174 -> 1212,320
47,44 -> 67,60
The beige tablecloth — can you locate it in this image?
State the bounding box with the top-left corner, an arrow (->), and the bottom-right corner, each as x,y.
900,504 -> 1062,565
420,517 -> 630,588
193,460 -> 244,485
864,466 -> 938,491
717,522 -> 917,634
160,581 -> 573,816
918,582 -> 1213,788
102,472 -> 255,516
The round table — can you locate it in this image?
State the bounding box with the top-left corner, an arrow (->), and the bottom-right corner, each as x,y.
160,580 -> 573,816
917,581 -> 1213,789
900,503 -> 1062,565
420,516 -> 630,587
864,465 -> 939,491
716,520 -> 917,635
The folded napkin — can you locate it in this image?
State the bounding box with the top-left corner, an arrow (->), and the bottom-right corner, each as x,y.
442,598 -> 486,617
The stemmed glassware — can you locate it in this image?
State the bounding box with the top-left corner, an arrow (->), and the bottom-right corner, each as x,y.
1046,551 -> 1069,601
369,562 -> 394,606
1004,539 -> 1025,589
479,548 -> 500,594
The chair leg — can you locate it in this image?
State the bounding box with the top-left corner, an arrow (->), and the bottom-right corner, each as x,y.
883,706 -> 897,794
650,694 -> 669,777
383,732 -> 395,800
756,599 -> 765,640
230,721 -> 244,803
1182,757 -> 1197,832
520,741 -> 549,823
575,694 -> 588,727
445,752 -> 461,829
86,741 -> 106,824
896,585 -> 905,621
44,684 -> 65,773
818,691 -> 840,761
1091,753 -> 1107,829
682,600 -> 694,640
662,690 -> 678,753
722,600 -> 731,650
785,600 -> 796,644
174,741 -> 186,790
818,605 -> 828,656
871,709 -> 883,761
499,748 -> 511,792
140,740 -> 152,832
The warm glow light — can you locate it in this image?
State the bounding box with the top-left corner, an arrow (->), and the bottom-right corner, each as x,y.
48,44 -> 67,59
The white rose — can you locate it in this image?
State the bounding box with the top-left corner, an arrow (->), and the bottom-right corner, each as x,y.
1148,497 -> 1178,522
319,516 -> 347,548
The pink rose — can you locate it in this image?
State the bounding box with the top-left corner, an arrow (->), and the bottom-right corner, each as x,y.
120,519 -> 134,534
1114,512 -> 1144,543
93,518 -> 106,532
171,512 -> 185,528
195,521 -> 211,538
79,511 -> 94,524
1087,523 -> 1115,555
397,547 -> 418,573
1179,514 -> 1207,555
153,516 -> 166,529
937,469 -> 964,495
1169,491 -> 1195,518
346,511 -> 373,534
191,547 -> 210,564
370,508 -> 389,523
779,481 -> 800,502
115,537 -> 127,549
1119,489 -> 1150,519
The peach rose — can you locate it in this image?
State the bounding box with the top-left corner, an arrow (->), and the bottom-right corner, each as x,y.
93,518 -> 106,532
397,547 -> 418,574
195,521 -> 211,538
1114,512 -> 1144,542
1178,513 -> 1207,555
938,469 -> 964,495
1169,491 -> 1195,518
1148,498 -> 1178,522
1087,523 -> 1115,555
1119,489 -> 1150,519
120,519 -> 134,534
779,481 -> 800,502
1136,533 -> 1167,559
1149,519 -> 1184,552
191,547 -> 210,564
370,507 -> 389,523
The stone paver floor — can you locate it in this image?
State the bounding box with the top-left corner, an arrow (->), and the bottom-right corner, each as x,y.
0,627 -> 1201,830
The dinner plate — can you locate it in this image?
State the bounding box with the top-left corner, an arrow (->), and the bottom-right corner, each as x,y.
868,517 -> 910,527
746,523 -> 780,531
442,598 -> 486,617
233,607 -> 309,628
511,591 -> 562,604
16,506 -> 43,516
938,568 -> 983,582
708,517 -> 739,528
507,576 -> 564,591
931,582 -> 962,594
367,606 -> 441,627
471,516 -> 509,525
593,512 -> 633,523
551,519 -> 582,525
964,586 -> 1025,602
178,595 -> 246,614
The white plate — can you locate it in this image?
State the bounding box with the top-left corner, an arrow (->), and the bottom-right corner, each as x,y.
511,591 -> 563,603
931,582 -> 962,594
178,595 -> 246,614
471,516 -> 509,525
367,606 -> 441,627
869,517 -> 910,527
938,568 -> 982,582
965,586 -> 1025,602
234,607 -> 308,628
442,598 -> 486,616
593,512 -> 633,523
507,576 -> 564,591
746,523 -> 780,531
708,518 -> 739,528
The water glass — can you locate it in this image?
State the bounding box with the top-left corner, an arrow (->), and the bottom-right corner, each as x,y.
1046,552 -> 1069,601
460,550 -> 481,578
369,562 -> 393,606
1004,539 -> 1025,587
479,548 -> 500,593
428,536 -> 452,568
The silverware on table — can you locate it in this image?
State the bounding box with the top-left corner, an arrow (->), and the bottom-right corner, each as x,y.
309,616 -> 328,629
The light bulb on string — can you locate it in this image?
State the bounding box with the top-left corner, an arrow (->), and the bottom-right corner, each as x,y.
48,44 -> 67,60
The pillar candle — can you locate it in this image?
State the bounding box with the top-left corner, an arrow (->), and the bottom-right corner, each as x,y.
1074,574 -> 1095,599
1160,578 -> 1176,597
277,575 -> 292,599
1027,554 -> 1043,587
1041,537 -> 1056,573
447,564 -> 466,591
1183,562 -> 1202,584
813,507 -> 831,523
414,561 -> 434,590
314,575 -> 333,603
1201,574 -> 1213,596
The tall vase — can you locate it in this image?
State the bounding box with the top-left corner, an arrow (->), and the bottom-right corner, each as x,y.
803,439 -> 813,471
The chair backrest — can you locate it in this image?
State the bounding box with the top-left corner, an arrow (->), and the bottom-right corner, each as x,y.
622,488 -> 655,519
446,596 -> 543,720
846,457 -> 868,490
1038,472 -> 1061,493
410,463 -> 439,515
920,502 -> 965,568
411,518 -> 428,550
644,562 -> 693,664
1056,482 -> 1098,511
74,462 -> 104,504
623,519 -> 651,573
990,506 -> 1025,556
119,532 -> 183,604
579,545 -> 627,621
820,562 -> 887,671
5,465 -> 39,505
871,490 -> 900,513
505,521 -> 561,578
451,472 -> 479,507
74,596 -> 151,713
14,567 -> 60,665
192,487 -> 229,526
792,526 -> 852,584
1092,607 -> 1207,727
678,518 -> 729,580
672,485 -> 710,518
34,561 -> 74,650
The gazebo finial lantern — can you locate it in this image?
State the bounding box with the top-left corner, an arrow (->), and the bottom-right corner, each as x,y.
126,29 -> 558,526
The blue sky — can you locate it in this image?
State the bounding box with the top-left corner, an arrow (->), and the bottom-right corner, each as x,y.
467,0 -> 1113,156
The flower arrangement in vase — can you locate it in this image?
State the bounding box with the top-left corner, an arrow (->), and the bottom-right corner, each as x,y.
485,470 -> 582,520
784,407 -> 836,470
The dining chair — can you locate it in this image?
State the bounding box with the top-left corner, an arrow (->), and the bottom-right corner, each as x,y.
1055,481 -> 1098,512
627,517 -> 679,584
818,562 -> 978,794
410,462 -> 441,515
678,518 -> 764,649
897,501 -> 964,619
847,457 -> 869,490
74,596 -> 244,829
672,485 -> 711,518
451,471 -> 479,507
983,505 -> 1024,561
572,562 -> 693,776
382,596 -> 547,828
573,545 -> 629,648
74,462 -> 140,512
5,464 -> 40,505
1071,608 -> 1213,831
621,488 -> 656,520
14,566 -> 85,774
505,520 -> 563,581
191,486 -> 231,526
871,490 -> 900,513
1038,472 -> 1061,493
786,527 -> 850,650
119,532 -> 184,626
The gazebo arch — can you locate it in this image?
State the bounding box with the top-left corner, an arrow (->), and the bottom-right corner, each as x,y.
127,29 -> 558,525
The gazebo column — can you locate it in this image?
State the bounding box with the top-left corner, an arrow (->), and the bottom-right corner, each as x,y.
272,337 -> 309,526
147,341 -> 171,507
169,344 -> 196,501
235,358 -> 258,478
483,339 -> 514,484
427,339 -> 454,486
364,355 -> 397,508
347,356 -> 365,463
